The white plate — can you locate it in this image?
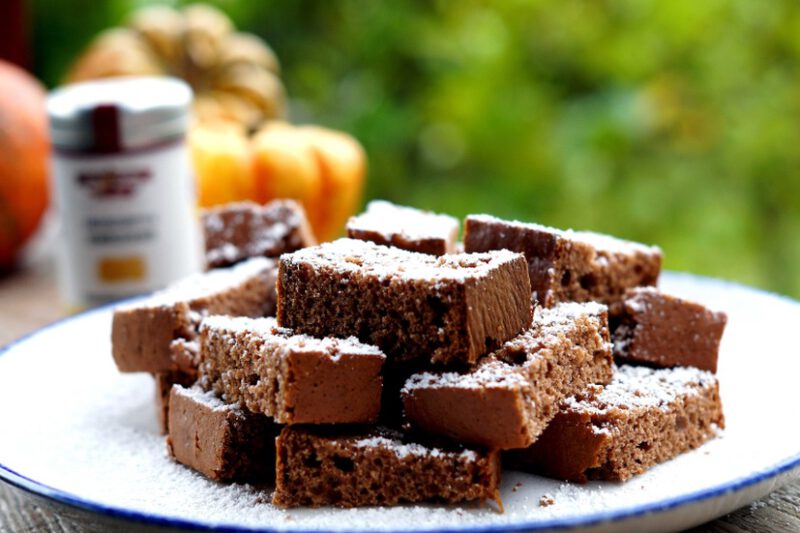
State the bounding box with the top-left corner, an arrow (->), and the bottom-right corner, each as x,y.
1,272 -> 799,533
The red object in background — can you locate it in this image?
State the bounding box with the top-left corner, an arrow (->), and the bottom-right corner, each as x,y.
0,0 -> 29,68
0,60 -> 50,269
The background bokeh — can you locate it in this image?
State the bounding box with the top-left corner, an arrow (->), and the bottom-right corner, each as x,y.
31,0 -> 800,297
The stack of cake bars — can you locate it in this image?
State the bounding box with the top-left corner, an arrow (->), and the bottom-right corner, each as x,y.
111,199 -> 727,508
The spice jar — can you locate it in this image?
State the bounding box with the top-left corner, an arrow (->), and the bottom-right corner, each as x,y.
47,77 -> 203,310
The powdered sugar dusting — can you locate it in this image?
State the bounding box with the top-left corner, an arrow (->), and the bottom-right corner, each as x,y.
505,301 -> 611,359
530,302 -> 607,341
207,243 -> 240,266
468,214 -> 660,255
623,286 -> 666,315
628,286 -> 661,297
403,358 -> 527,392
203,200 -> 310,267
535,302 -> 607,327
347,200 -> 459,245
202,315 -> 284,337
564,365 -> 718,416
353,436 -> 478,462
404,301 -> 608,392
117,257 -> 274,310
200,315 -> 385,359
283,238 -> 522,282
624,286 -> 727,319
173,385 -> 236,413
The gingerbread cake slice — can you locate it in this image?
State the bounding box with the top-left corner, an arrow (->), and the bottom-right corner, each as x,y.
202,200 -> 316,269
167,385 -> 278,483
199,316 -> 386,424
273,426 -> 501,508
464,214 -> 662,310
154,369 -> 197,434
402,302 -> 614,449
111,257 -> 277,374
278,238 -> 532,365
506,364 -> 724,482
153,336 -> 207,434
613,287 -> 727,373
346,200 -> 460,255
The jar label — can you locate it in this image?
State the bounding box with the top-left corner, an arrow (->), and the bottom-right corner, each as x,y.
52,142 -> 203,308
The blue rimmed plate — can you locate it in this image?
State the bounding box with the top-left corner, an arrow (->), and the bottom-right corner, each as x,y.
1,272 -> 799,532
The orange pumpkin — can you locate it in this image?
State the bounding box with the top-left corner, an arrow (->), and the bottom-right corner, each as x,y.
0,61 -> 49,268
251,122 -> 323,226
298,126 -> 366,242
195,121 -> 366,242
250,123 -> 366,241
190,122 -> 257,207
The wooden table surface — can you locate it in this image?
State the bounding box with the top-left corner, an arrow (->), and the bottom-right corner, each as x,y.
0,259 -> 798,532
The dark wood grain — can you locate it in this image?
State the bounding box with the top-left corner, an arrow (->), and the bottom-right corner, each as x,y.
0,258 -> 798,532
0,482 -> 83,532
687,482 -> 800,533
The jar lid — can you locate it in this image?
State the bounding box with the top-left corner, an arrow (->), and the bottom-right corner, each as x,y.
47,77 -> 192,153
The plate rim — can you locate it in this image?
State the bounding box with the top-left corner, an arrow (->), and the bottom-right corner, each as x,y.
1,272 -> 799,532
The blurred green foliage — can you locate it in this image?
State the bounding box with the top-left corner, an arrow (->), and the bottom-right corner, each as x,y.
31,0 -> 800,297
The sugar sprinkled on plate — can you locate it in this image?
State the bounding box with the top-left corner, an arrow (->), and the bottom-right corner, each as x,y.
0,272 -> 798,530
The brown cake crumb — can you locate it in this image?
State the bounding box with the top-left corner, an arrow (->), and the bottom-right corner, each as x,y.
111,258 -> 277,374
346,200 -> 460,255
464,214 -> 662,310
613,287 -> 727,373
539,494 -> 555,507
167,385 -> 278,482
277,238 -> 532,365
402,302 -> 613,449
199,316 -> 386,424
273,426 -> 501,508
202,200 -> 315,269
507,364 -> 725,482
